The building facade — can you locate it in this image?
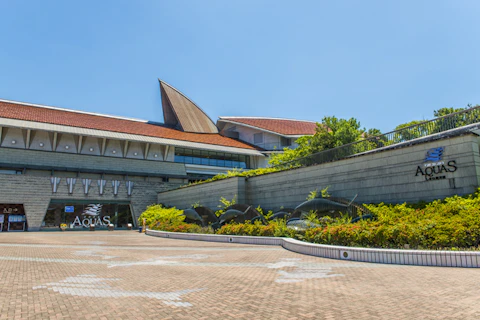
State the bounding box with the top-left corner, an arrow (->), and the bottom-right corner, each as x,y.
0,80 -> 266,231
217,117 -> 317,152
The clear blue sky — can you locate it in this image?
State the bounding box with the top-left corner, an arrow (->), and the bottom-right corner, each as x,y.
0,1 -> 479,133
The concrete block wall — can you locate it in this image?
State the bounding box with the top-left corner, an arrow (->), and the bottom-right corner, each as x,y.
157,176 -> 245,210
0,174 -> 179,231
246,134 -> 479,210
158,134 -> 480,211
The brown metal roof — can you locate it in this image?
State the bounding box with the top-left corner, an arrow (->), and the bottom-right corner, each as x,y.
218,117 -> 318,136
0,100 -> 258,150
159,80 -> 219,134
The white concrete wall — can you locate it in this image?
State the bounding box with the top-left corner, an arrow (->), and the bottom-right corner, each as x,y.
223,123 -> 284,150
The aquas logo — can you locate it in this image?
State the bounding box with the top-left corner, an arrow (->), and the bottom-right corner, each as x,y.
424,147 -> 444,162
415,146 -> 457,181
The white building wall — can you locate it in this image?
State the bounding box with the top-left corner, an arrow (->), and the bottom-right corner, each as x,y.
222,123 -> 284,150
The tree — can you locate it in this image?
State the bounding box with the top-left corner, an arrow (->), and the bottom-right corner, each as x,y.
433,107 -> 466,117
393,120 -> 426,142
310,116 -> 363,151
269,116 -> 368,166
268,136 -> 313,166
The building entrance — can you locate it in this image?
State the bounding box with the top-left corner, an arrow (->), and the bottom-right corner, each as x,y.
42,201 -> 134,230
0,204 -> 27,231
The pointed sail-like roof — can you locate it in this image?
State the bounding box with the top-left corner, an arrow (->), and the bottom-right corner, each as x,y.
159,80 -> 219,134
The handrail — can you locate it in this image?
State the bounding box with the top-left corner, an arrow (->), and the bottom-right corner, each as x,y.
274,106 -> 480,169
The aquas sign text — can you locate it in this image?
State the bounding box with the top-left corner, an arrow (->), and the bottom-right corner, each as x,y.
415,147 -> 457,181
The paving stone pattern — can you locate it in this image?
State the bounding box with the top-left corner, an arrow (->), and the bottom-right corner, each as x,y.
0,231 -> 479,319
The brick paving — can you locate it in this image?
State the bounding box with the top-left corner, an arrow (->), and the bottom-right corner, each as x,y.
0,231 -> 478,319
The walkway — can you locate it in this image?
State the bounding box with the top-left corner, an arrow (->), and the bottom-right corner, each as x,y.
0,231 -> 478,319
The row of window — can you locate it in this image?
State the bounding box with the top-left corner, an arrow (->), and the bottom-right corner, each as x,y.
253,133 -> 291,147
174,148 -> 250,169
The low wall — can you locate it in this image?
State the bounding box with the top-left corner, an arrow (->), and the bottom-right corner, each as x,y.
146,229 -> 480,268
247,134 -> 480,209
158,134 -> 480,210
157,176 -> 245,209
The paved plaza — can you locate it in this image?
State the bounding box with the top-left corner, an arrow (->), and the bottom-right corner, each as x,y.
0,231 -> 478,319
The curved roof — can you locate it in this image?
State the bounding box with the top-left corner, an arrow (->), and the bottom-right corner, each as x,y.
0,99 -> 258,151
218,117 -> 318,136
159,80 -> 219,134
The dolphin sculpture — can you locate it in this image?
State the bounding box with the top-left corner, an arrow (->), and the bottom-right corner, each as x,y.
181,208 -> 204,226
250,215 -> 267,224
295,195 -> 358,216
194,207 -> 218,225
350,214 -> 374,223
218,206 -> 251,226
286,218 -> 320,230
268,211 -> 291,221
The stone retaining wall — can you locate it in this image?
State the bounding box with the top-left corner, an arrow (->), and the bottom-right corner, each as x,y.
158,134 -> 480,210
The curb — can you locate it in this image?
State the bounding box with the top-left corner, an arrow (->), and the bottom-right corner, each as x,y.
146,229 -> 480,268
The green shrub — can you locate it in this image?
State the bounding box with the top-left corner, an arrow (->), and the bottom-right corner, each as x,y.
138,204 -> 185,228
217,221 -> 276,237
141,190 -> 480,250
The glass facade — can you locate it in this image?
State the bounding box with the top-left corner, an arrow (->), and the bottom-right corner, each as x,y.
174,148 -> 250,169
42,201 -> 134,230
0,204 -> 27,231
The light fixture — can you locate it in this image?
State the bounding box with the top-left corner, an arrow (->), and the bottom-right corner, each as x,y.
65,145 -> 69,149
154,154 -> 158,158
112,150 -> 116,154
134,152 -> 138,156
39,142 -> 44,147
11,140 -> 16,144
89,147 -> 94,152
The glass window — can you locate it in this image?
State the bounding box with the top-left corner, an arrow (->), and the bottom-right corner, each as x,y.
254,133 -> 264,144
173,147 -> 250,168
281,137 -> 291,147
42,202 -> 134,229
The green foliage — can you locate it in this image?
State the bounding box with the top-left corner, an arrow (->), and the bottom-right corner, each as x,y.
142,190 -> 480,250
184,105 -> 479,188
138,204 -> 185,228
215,195 -> 237,216
434,107 -> 466,117
303,211 -> 320,224
217,221 -> 276,237
393,105 -> 480,143
268,136 -> 314,167
306,186 -> 330,200
139,204 -> 214,234
306,189 -> 318,201
184,166 -> 297,188
218,195 -> 236,209
312,116 -> 363,150
191,201 -> 202,208
393,120 -> 426,142
154,222 -> 213,234
269,117 -> 369,166
303,191 -> 480,249
321,186 -> 330,198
